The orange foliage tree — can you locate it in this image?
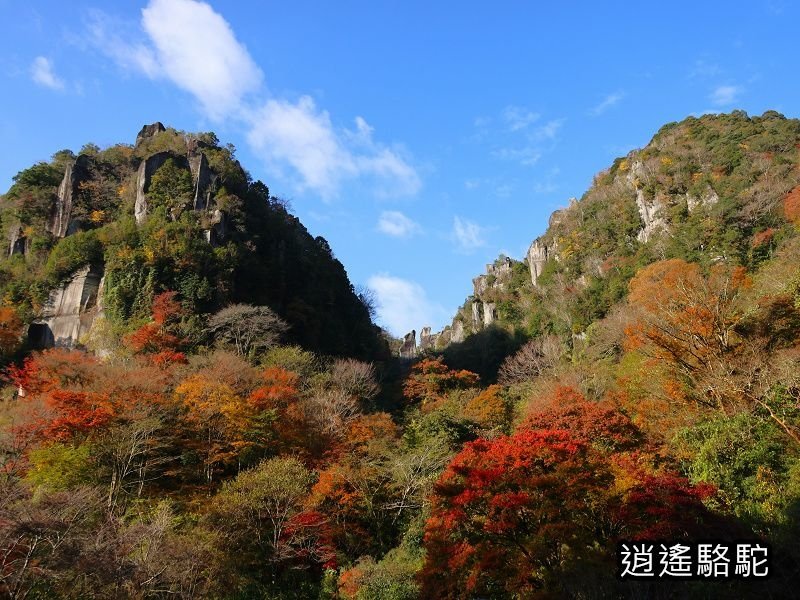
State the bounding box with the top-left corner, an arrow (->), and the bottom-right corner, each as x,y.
463,384 -> 509,430
420,429 -> 611,597
175,373 -> 254,482
0,307 -> 23,358
124,291 -> 187,367
625,259 -> 750,412
784,184 -> 800,225
402,358 -> 479,409
522,386 -> 641,451
422,387 -> 730,596
246,367 -> 319,455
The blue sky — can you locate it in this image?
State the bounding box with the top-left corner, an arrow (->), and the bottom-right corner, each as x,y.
1,0 -> 798,336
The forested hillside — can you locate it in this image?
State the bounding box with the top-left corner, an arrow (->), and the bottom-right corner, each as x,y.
0,123 -> 384,360
0,111 -> 799,599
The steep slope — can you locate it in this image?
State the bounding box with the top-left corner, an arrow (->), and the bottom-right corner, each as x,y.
0,123 -> 384,359
418,110 -> 800,356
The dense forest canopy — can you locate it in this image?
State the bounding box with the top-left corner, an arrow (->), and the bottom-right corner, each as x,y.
0,111 -> 798,598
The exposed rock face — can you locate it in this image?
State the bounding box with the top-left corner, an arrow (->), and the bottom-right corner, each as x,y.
471,301 -> 481,327
548,198 -> 576,228
527,239 -> 550,286
623,159 -> 668,243
419,326 -> 439,352
203,209 -> 227,245
48,155 -> 89,238
483,302 -> 496,327
8,226 -> 28,257
135,122 -> 166,146
29,264 -> 104,348
135,132 -> 219,227
687,187 -> 719,213
399,330 -> 417,359
451,320 -> 465,343
473,256 -> 514,296
134,152 -> 173,224
634,189 -> 667,243
189,152 -> 216,211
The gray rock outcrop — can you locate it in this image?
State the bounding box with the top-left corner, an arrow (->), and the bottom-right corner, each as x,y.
483,302 -> 496,327
135,122 -> 166,146
471,301 -> 481,328
399,330 -> 417,359
623,159 -> 668,243
548,198 -> 576,228
203,209 -> 227,245
48,155 -> 90,238
473,256 -> 514,296
29,264 -> 104,348
686,187 -> 719,213
8,226 -> 28,257
189,151 -> 216,211
451,320 -> 465,343
134,151 -> 173,224
634,189 -> 668,243
419,326 -> 439,352
527,239 -> 550,286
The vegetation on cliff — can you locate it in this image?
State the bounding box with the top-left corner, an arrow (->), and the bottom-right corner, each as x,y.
0,111 -> 799,598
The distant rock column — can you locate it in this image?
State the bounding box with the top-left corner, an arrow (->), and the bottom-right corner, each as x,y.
483,302 -> 496,326
471,301 -> 481,328
451,320 -> 465,343
399,330 -> 417,359
48,155 -> 89,238
419,326 -> 439,352
527,239 -> 549,286
188,152 -> 215,211
135,152 -> 173,224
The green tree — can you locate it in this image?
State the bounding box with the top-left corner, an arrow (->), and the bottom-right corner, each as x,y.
148,158 -> 193,218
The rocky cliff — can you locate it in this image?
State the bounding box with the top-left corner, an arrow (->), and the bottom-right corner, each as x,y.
29,264 -> 104,348
399,110 -> 800,357
1,122 -> 386,359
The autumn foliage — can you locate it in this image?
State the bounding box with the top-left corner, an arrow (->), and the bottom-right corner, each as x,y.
421,428 -> 610,597
124,291 -> 187,365
784,184 -> 800,225
402,357 -> 479,408
0,306 -> 23,357
625,259 -> 750,411
522,386 -> 641,451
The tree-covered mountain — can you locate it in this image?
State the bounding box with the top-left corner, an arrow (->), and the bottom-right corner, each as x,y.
0,111 -> 798,599
425,110 -> 800,374
0,122 -> 385,360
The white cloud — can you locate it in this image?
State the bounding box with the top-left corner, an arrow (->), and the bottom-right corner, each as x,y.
140,0 -> 262,119
710,85 -> 742,107
247,96 -> 352,198
590,91 -> 624,116
491,146 -> 542,166
30,56 -> 65,90
85,11 -> 161,77
367,274 -> 449,336
87,0 -> 420,198
502,106 -> 540,131
377,211 -> 421,238
451,216 -> 487,253
533,118 -> 564,141
246,98 -> 420,198
533,181 -> 557,194
88,0 -> 261,118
